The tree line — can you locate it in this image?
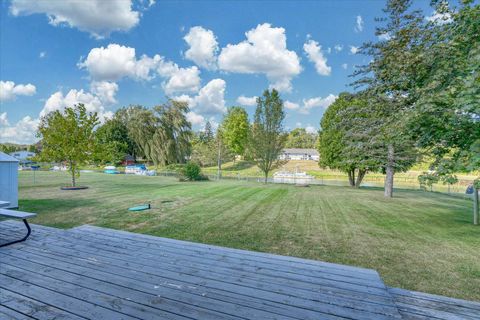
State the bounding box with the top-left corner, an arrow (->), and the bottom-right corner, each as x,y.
318,0 -> 479,200
35,89 -> 290,186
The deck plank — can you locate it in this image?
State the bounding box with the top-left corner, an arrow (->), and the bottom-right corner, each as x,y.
3,220 -> 478,320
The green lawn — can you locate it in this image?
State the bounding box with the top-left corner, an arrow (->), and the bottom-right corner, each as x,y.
15,171 -> 480,301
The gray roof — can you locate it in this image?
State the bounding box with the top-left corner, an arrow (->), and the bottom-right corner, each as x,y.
282,148 -> 319,155
0,152 -> 19,162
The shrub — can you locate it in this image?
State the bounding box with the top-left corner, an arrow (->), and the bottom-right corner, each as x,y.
180,162 -> 208,181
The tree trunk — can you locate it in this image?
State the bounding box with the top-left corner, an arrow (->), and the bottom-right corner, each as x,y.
474,186 -> 479,225
347,169 -> 355,187
384,144 -> 394,198
264,171 -> 269,184
355,169 -> 367,188
70,162 -> 76,187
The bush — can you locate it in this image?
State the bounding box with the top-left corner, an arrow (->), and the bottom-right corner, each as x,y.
180,162 -> 209,181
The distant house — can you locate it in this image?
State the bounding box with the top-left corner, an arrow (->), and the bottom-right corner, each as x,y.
9,150 -> 36,165
122,154 -> 135,166
279,148 -> 319,161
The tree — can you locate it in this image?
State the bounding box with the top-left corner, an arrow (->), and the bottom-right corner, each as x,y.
285,128 -> 317,149
199,121 -> 214,144
148,100 -> 192,166
95,118 -> 131,164
248,89 -> 287,183
318,92 -> 383,187
352,0 -> 425,197
37,104 -> 99,187
221,107 -> 249,161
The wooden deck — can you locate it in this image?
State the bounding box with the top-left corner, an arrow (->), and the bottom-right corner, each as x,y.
0,220 -> 478,320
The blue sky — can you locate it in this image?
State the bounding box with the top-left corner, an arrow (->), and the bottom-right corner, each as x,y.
0,0 -> 434,144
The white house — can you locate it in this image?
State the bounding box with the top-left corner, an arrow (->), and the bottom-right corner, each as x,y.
9,150 -> 35,161
279,148 -> 320,161
0,152 -> 19,208
9,150 -> 36,165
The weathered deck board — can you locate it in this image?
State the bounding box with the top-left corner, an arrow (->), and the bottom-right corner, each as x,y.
1,220 -> 478,319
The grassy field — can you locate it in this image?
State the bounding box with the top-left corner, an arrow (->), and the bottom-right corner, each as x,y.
15,171 -> 480,301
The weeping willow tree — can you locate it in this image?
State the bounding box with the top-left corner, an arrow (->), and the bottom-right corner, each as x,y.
122,100 -> 192,167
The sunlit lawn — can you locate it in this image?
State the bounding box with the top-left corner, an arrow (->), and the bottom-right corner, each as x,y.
15,171 -> 480,301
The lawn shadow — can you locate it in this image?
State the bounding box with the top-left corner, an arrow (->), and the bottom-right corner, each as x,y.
19,198 -> 100,214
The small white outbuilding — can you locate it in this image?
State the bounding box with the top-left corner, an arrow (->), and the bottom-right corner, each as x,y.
0,151 -> 19,208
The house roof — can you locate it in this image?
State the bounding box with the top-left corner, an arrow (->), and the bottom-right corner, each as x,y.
283,148 -> 319,155
0,152 -> 19,162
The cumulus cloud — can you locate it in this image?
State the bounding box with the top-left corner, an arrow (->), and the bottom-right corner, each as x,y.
78,44 -> 157,81
236,95 -> 257,106
10,0 -> 140,39
354,15 -> 364,33
79,44 -> 201,95
284,101 -> 300,110
39,51 -> 46,58
300,94 -> 337,114
174,79 -> 226,115
218,23 -> 301,92
184,26 -> 218,70
0,112 -> 9,126
41,88 -> 113,122
90,81 -> 119,105
0,81 -> 36,102
378,33 -> 391,41
0,114 -> 39,145
303,39 -> 331,76
186,111 -> 205,125
350,46 -> 359,54
342,63 -> 348,70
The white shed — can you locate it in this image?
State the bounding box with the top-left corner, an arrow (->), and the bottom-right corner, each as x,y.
0,152 -> 19,208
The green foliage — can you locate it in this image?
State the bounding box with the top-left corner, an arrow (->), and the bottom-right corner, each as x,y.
180,162 -> 208,181
285,128 -> 317,148
221,106 -> 249,157
95,119 -> 131,164
248,89 -> 287,182
418,172 -> 440,191
116,100 -> 193,167
411,1 -> 480,181
37,104 -> 99,186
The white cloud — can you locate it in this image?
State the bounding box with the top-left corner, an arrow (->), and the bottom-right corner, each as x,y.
79,44 -> 201,95
350,46 -> 359,54
378,33 -> 391,41
79,44 -> 157,81
174,79 -> 226,115
236,95 -> 257,106
39,51 -> 46,58
0,115 -> 39,145
334,44 -> 343,52
0,112 -> 9,126
10,0 -> 140,39
354,15 -> 364,33
299,94 -> 337,114
90,81 -> 118,105
342,63 -> 348,70
303,39 -> 331,76
160,64 -> 201,95
218,23 -> 301,92
0,81 -> 36,102
284,100 -> 300,110
426,11 -> 452,25
186,111 -> 205,125
184,26 -> 218,70
305,125 -> 317,134
41,89 -> 113,122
